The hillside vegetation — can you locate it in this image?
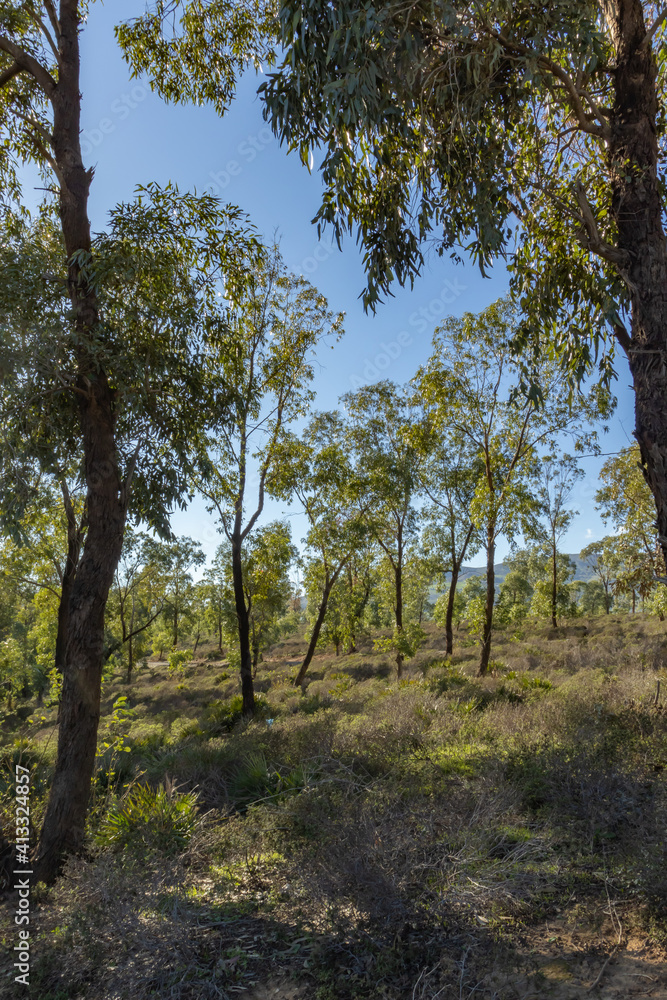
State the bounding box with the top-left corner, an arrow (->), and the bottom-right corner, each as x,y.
1,615 -> 666,1000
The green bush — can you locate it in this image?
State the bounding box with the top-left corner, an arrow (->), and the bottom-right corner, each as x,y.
168,649 -> 193,675
96,782 -> 199,853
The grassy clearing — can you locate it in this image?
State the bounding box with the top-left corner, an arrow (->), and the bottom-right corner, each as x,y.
1,615 -> 666,999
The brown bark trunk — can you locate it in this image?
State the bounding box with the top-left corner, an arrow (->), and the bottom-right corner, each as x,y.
444,567 -> 459,657
294,573 -> 339,686
444,524 -> 474,656
231,534 -> 255,715
395,558 -> 404,679
54,484 -> 84,673
551,537 -> 558,629
608,3 -> 667,574
35,2 -> 129,883
126,595 -> 135,684
478,531 -> 495,676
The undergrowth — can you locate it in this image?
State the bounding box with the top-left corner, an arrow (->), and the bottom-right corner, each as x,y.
1,615 -> 666,999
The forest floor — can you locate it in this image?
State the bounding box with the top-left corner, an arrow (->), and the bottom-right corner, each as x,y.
1,615 -> 667,999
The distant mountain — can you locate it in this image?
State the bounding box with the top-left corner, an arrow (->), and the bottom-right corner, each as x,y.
456,554 -> 596,586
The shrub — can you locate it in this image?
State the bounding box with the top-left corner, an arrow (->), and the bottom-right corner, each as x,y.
96,781 -> 199,853
168,649 -> 193,675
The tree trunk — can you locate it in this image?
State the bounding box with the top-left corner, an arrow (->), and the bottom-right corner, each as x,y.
444,565 -> 460,657
126,595 -> 135,684
608,3 -> 667,575
35,2 -> 129,883
395,560 -> 404,679
444,526 -> 474,655
231,533 -> 254,715
54,484 -> 84,673
551,536 -> 558,629
294,576 -> 336,686
478,532 -> 495,676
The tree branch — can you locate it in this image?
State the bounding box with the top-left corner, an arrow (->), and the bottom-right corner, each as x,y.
122,601 -> 165,644
5,573 -> 61,599
612,320 -> 632,357
0,61 -> 22,87
0,35 -> 56,97
43,0 -> 61,38
573,179 -> 630,266
33,14 -> 60,64
641,6 -> 667,49
479,24 -> 610,139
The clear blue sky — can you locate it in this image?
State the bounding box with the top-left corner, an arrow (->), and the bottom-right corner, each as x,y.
24,2 -> 638,565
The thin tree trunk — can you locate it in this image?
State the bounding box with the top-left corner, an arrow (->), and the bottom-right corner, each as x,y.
445,524 -> 474,656
479,531 -> 495,676
127,595 -> 135,684
551,536 -> 558,629
395,559 -> 404,679
294,575 -> 337,686
36,1 -> 129,883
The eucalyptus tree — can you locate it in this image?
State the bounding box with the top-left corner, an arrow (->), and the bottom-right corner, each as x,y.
205,523 -> 296,673
202,546 -> 232,653
105,529 -> 165,682
244,520 -> 296,672
141,535 -> 205,650
259,0 -> 667,579
1,194 -> 257,882
0,0 -> 268,880
580,537 -> 621,613
342,381 -> 426,678
417,299 -> 604,674
197,248 -> 343,714
534,455 -> 584,627
418,429 -> 481,655
273,411 -> 367,686
595,444 -> 662,601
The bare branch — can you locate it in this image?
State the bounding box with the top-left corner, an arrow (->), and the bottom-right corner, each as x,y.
0,35 -> 56,97
43,0 -> 61,38
32,14 -> 60,63
573,179 -> 630,266
612,320 -> 631,357
0,61 -> 22,87
641,5 -> 667,49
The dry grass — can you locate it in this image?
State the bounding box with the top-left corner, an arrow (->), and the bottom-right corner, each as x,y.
1,614 -> 666,999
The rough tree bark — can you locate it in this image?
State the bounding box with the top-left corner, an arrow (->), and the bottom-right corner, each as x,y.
607,2 -> 667,574
54,481 -> 85,674
35,1 -> 130,883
